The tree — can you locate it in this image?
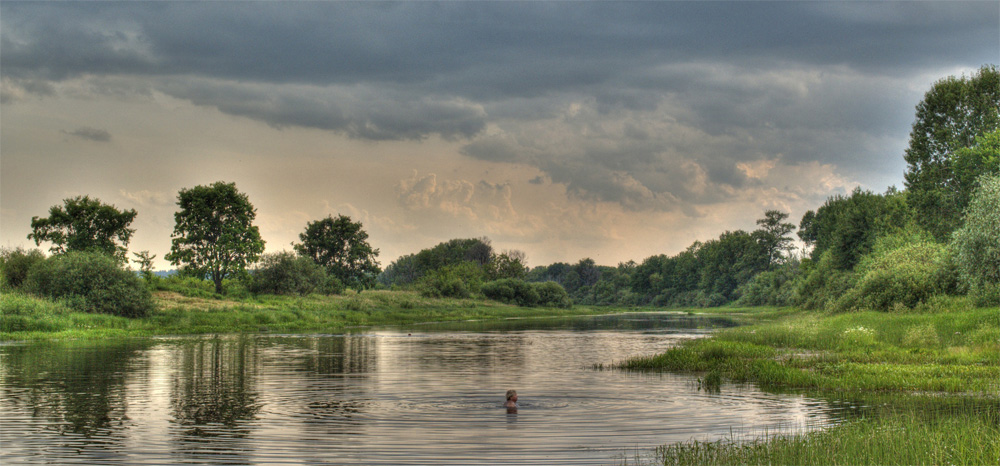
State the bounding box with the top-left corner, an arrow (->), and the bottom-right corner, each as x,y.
294,215 -> 380,290
903,65 -> 1000,240
28,195 -> 137,263
486,249 -> 528,280
754,210 -> 796,270
953,129 -> 1000,215
951,173 -> 1000,304
804,188 -> 909,270
165,182 -> 265,294
131,250 -> 156,282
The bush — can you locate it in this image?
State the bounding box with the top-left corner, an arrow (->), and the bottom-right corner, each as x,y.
482,278 -> 540,306
0,247 -> 47,290
735,262 -> 800,306
837,231 -> 958,311
533,281 -> 572,308
951,173 -> 1000,305
417,262 -> 484,299
24,251 -> 153,318
248,252 -> 328,296
792,252 -> 854,310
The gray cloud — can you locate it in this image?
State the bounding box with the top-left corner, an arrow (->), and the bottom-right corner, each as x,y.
64,126 -> 111,142
2,1 -> 995,211
158,78 -> 486,141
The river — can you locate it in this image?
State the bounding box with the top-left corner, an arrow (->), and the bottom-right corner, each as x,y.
1,312 -> 839,465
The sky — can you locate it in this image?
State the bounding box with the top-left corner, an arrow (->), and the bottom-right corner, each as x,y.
2,1 -> 998,272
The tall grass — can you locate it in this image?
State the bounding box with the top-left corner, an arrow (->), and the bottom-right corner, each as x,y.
658,403 -> 999,466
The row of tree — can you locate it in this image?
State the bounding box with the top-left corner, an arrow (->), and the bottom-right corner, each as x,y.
23,181 -> 381,295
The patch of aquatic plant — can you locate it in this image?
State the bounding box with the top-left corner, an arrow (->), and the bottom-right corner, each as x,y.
656,400 -> 999,466
620,296 -> 999,394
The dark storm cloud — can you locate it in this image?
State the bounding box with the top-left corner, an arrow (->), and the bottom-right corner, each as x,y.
4,2 -> 994,93
2,1 -> 996,209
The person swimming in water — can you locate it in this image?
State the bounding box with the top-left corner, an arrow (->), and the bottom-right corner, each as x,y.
504,389 -> 518,413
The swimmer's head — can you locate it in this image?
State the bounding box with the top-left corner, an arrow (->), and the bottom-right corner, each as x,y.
506,389 -> 517,401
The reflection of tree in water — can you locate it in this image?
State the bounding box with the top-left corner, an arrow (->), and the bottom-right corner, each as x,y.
170,335 -> 261,460
0,340 -> 148,457
400,313 -> 742,333
278,335 -> 375,433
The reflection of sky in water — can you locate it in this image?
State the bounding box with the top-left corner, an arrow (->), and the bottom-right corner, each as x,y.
2,314 -> 835,465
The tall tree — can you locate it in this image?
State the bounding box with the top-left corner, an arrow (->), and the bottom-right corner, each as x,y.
754,210 -> 796,270
28,195 -> 137,263
166,182 -> 265,294
903,65 -> 1000,240
294,215 -> 381,290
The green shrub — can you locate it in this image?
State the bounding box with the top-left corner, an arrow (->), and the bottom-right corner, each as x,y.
482,278 -> 540,306
839,231 -> 958,311
533,281 -> 572,308
793,252 -> 854,310
735,262 -> 800,306
417,262 -> 484,299
951,173 -> 1000,305
24,251 -> 152,318
248,251 -> 328,296
0,247 -> 47,290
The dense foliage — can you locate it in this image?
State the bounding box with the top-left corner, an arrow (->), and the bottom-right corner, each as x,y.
904,65 -> 1000,240
836,231 -> 959,311
294,215 -> 381,290
249,251 -> 341,296
28,196 -> 137,263
0,247 -> 47,290
24,251 -> 152,318
166,182 -> 266,294
380,237 -> 494,286
951,173 -> 1000,305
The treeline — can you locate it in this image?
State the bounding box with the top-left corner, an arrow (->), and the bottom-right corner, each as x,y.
2,66 -> 998,318
379,66 -> 1000,311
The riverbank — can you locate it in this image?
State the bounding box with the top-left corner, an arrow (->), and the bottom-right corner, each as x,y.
619,296 -> 1000,465
0,289 -> 636,340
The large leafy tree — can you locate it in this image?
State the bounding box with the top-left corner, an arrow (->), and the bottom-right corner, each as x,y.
799,188 -> 910,271
753,210 -> 796,270
294,215 -> 380,290
28,195 -> 137,263
166,182 -> 265,294
903,65 -> 1000,240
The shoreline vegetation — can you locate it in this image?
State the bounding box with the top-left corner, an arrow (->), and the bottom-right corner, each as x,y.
618,295 -> 999,466
0,285 -> 633,341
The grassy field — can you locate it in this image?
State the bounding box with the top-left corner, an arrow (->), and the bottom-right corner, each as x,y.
0,288 -> 632,340
619,296 -> 1000,465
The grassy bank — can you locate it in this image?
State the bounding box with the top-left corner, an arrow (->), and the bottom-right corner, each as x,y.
0,289 -> 627,340
620,296 -> 999,465
622,297 -> 999,393
657,400 -> 999,466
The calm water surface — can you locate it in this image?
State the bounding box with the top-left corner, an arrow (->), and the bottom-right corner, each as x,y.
1,313 -> 839,465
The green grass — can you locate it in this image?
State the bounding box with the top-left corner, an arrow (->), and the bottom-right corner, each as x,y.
621,297 -> 999,394
620,296 -> 1000,465
657,400 -> 1000,466
0,289 -> 632,340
